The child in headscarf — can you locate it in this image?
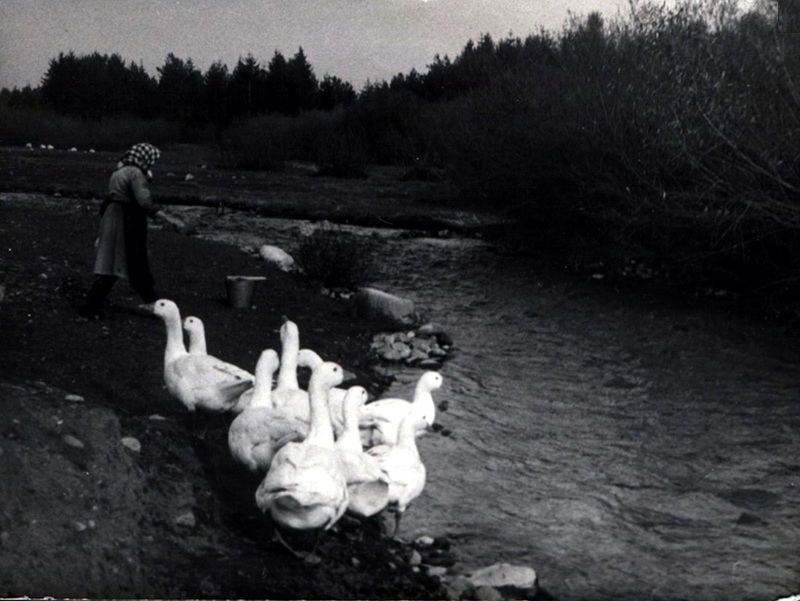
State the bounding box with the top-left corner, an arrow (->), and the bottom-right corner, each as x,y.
80,143 -> 191,318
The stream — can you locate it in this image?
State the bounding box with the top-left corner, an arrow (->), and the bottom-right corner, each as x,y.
181,206 -> 800,601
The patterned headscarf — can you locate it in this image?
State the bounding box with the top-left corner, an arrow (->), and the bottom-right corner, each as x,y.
117,142 -> 160,173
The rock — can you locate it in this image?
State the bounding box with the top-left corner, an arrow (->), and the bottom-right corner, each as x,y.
468,563 -> 538,597
62,434 -> 84,449
444,576 -> 475,601
355,287 -> 417,328
120,437 -> 141,453
259,244 -> 295,272
426,566 -> 448,578
174,511 -> 196,528
184,173 -> 195,181
414,535 -> 435,549
407,550 -> 422,566
475,585 -> 504,601
64,394 -> 85,403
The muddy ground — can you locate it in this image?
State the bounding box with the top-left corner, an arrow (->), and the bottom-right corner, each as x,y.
0,190 -> 474,598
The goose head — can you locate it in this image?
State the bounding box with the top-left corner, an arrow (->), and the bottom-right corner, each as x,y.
280,317 -> 300,349
183,316 -> 207,354
255,348 -> 281,382
153,298 -> 180,322
415,371 -> 444,426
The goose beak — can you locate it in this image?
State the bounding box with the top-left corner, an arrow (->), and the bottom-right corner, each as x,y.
341,367 -> 358,384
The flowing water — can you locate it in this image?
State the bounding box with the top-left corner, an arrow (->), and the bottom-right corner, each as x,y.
183,207 -> 800,601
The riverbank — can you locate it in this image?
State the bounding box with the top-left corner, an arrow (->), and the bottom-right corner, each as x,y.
0,191 -> 550,599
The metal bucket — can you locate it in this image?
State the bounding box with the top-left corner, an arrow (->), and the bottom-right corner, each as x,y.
225,276 -> 264,309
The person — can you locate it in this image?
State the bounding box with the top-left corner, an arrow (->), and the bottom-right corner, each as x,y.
79,142 -> 191,319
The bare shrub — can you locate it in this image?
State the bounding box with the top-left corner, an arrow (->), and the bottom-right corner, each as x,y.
297,225 -> 374,289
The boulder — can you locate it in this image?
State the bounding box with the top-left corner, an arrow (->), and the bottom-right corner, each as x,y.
468,563 -> 538,598
355,287 -> 417,328
259,244 -> 295,272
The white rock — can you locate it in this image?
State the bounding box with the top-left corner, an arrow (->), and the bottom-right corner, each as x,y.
426,566 -> 448,578
62,434 -> 84,449
120,437 -> 141,453
259,244 -> 295,272
468,563 -> 538,591
355,287 -> 417,327
474,585 -> 504,601
184,173 -> 195,181
174,511 -> 196,528
68,147 -> 78,152
64,394 -> 85,403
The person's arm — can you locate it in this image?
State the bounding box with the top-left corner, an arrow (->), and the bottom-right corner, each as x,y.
154,209 -> 184,230
131,170 -> 195,234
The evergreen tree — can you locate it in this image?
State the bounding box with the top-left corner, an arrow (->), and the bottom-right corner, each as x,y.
203,60 -> 232,140
157,53 -> 203,124
229,54 -> 267,116
317,74 -> 356,110
286,47 -> 318,113
265,50 -> 289,113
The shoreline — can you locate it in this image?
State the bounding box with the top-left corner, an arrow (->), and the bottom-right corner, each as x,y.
0,193 -> 545,599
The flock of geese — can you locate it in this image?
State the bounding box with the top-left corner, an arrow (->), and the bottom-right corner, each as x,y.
152,299 -> 444,555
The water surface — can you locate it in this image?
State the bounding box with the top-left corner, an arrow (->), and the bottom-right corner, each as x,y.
186,208 -> 800,601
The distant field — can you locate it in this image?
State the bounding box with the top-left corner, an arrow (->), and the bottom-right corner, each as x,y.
0,144 -> 494,232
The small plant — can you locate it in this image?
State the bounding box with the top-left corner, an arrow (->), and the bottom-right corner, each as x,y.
297,225 -> 374,289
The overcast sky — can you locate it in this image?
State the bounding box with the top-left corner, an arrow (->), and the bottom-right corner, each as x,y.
0,0 -> 639,91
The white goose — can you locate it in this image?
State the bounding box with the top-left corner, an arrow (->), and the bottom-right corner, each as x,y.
271,318 -> 311,422
297,348 -> 348,436
255,361 -> 349,533
183,316 -> 207,355
153,299 -> 254,412
228,349 -> 309,472
334,386 -> 390,518
359,371 -> 443,448
366,412 -> 429,536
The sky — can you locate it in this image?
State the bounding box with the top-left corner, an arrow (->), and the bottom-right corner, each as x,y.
0,0 -> 637,92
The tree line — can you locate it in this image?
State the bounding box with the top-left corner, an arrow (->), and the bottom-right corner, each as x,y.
0,48 -> 359,125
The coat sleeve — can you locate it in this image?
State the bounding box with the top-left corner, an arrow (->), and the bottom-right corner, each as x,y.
130,170 -> 160,217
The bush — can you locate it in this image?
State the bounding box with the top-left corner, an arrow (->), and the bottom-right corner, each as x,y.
0,106 -> 186,150
297,225 -> 374,289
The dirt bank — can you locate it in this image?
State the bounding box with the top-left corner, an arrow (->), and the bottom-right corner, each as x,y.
0,195 -> 455,599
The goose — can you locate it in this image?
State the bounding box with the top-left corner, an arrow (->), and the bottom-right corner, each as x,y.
359,371 -> 443,448
255,361 -> 349,536
153,299 -> 254,412
334,386 -> 390,518
228,349 -> 309,472
366,412 -> 429,536
297,348 -> 348,436
271,318 -> 311,422
183,316 -> 207,355
183,316 -> 256,380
